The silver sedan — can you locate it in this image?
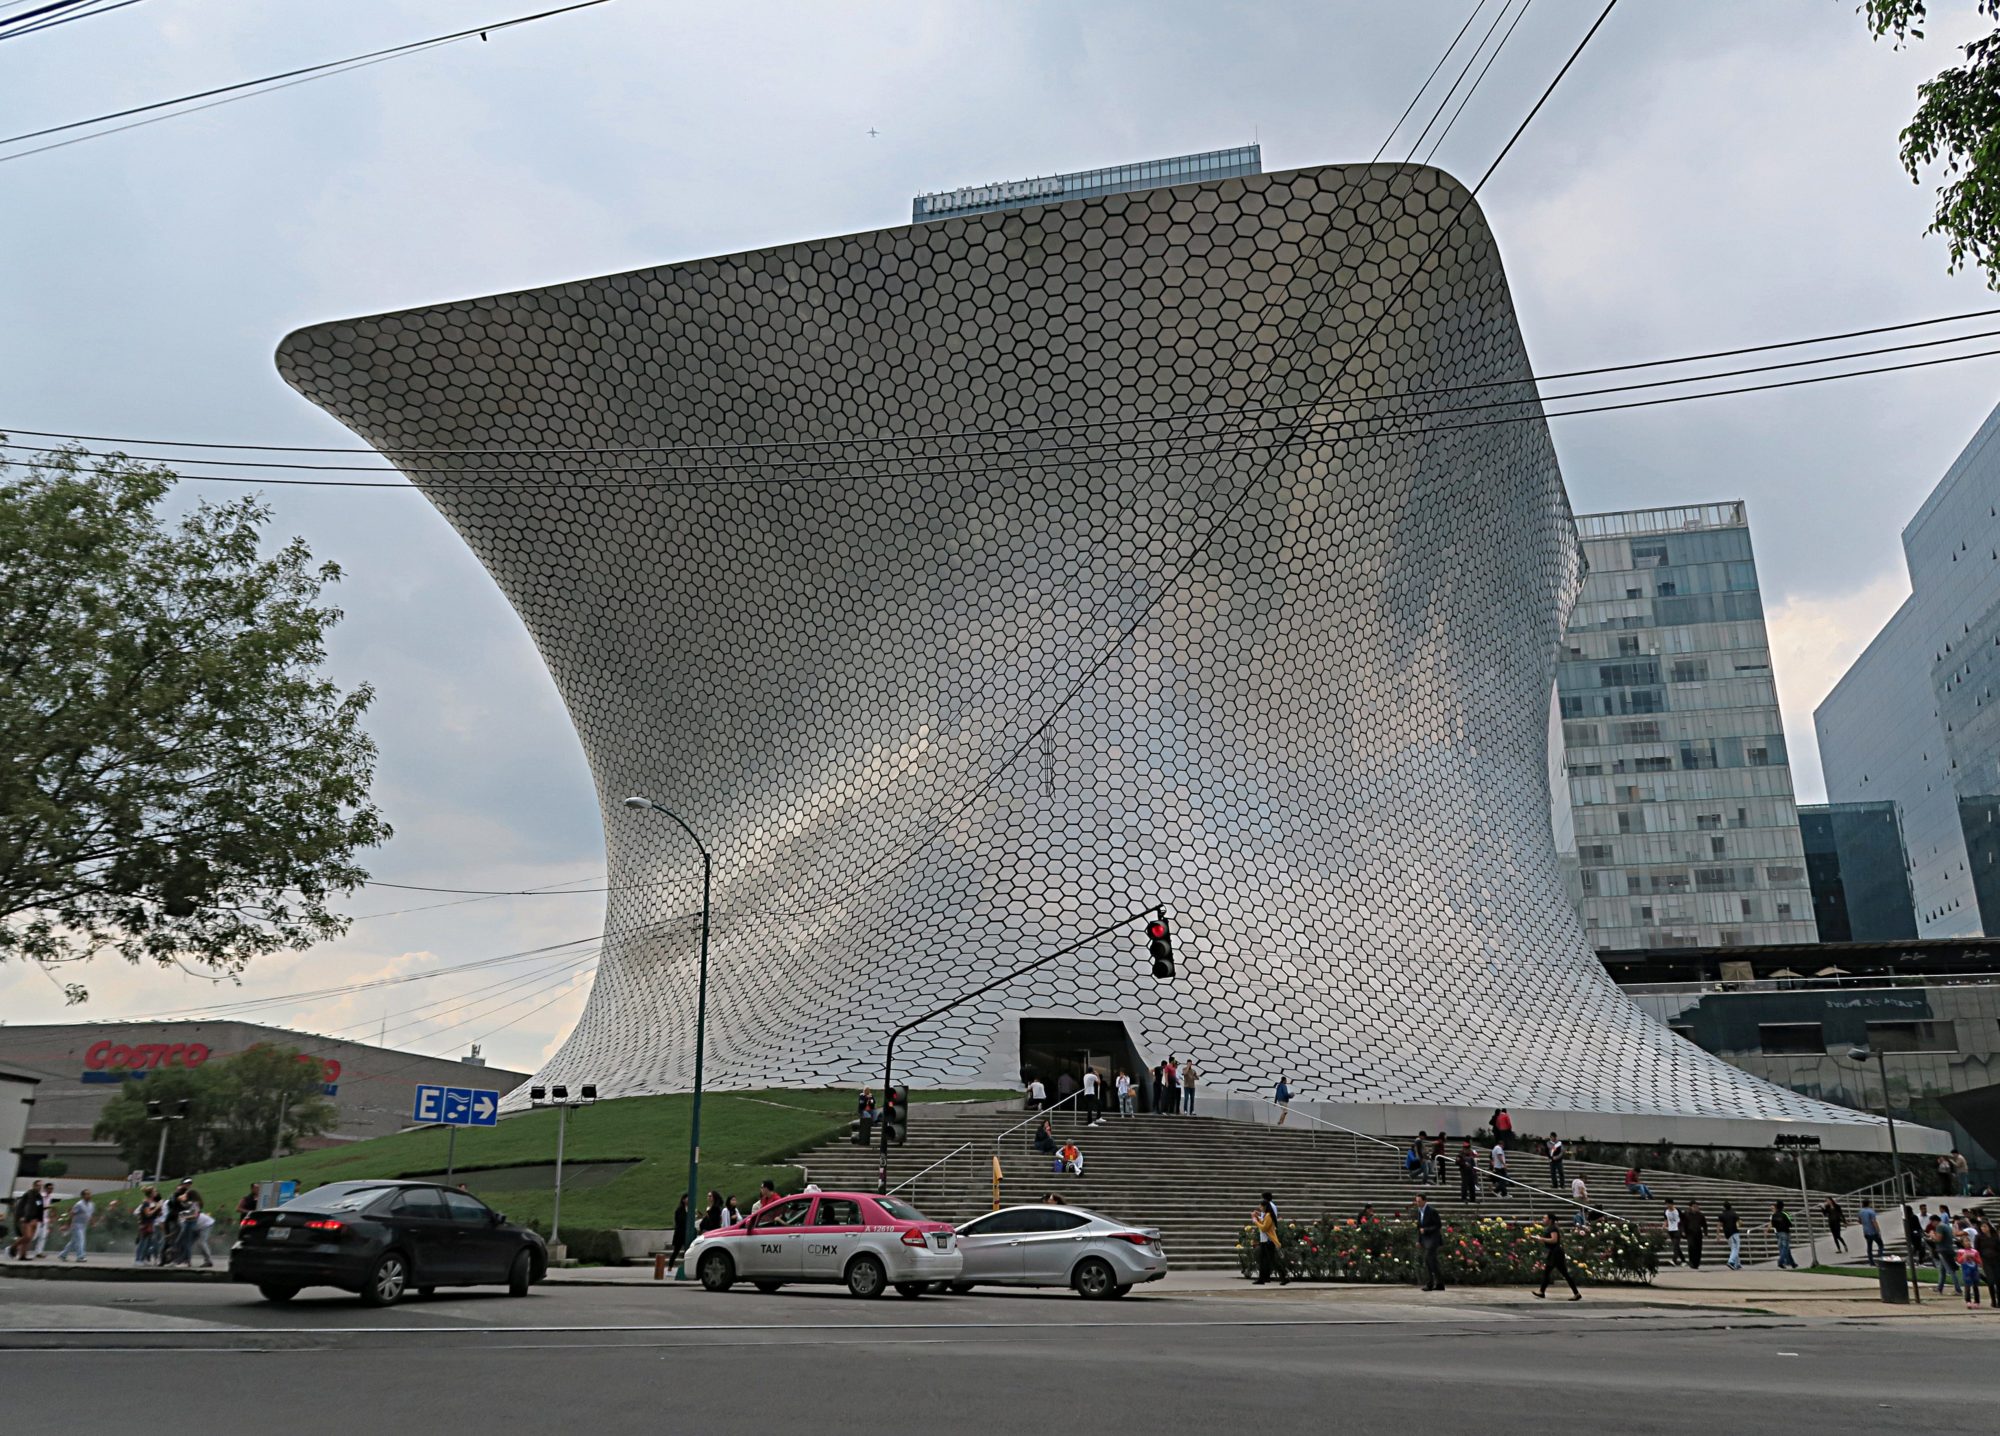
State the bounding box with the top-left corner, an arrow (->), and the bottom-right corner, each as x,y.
949,1204 -> 1166,1298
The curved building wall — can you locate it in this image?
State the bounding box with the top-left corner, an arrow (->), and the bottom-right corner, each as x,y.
278,162 -> 1878,1134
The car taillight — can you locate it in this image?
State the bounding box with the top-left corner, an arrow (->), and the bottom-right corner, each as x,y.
303,1219 -> 344,1233
900,1229 -> 929,1247
1109,1232 -> 1154,1245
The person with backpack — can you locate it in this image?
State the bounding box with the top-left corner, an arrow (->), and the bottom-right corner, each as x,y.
1273,1075 -> 1292,1125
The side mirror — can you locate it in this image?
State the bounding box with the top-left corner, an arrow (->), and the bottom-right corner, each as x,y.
491,1210 -> 506,1226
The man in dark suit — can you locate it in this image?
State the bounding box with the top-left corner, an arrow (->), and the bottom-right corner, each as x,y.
1414,1193 -> 1445,1292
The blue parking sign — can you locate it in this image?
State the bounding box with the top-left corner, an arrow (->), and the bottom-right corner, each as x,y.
441,1088 -> 471,1124
413,1083 -> 501,1127
413,1084 -> 444,1123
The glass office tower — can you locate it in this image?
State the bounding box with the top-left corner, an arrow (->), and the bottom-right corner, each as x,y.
1818,400 -> 2000,935
1798,801 -> 1919,942
913,145 -> 1261,223
1557,502 -> 1818,949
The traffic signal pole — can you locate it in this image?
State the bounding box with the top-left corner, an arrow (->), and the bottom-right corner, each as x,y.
876,904 -> 1167,1193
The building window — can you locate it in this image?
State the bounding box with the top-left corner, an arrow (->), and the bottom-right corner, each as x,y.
1867,1020 -> 1958,1053
1578,844 -> 1613,864
1671,658 -> 1708,683
1710,836 -> 1727,857
1696,813 -> 1722,831
1757,1023 -> 1825,1055
1618,636 -> 1640,656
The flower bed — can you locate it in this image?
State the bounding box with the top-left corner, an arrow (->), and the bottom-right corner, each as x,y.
1234,1214 -> 1660,1285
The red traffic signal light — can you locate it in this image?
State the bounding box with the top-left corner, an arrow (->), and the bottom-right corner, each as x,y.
1147,914 -> 1174,979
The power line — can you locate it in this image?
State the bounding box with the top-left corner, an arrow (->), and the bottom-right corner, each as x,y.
1403,0 -> 1518,163
1372,0 -> 1490,165
10,305 -> 1997,464
0,0 -> 145,42
1420,0 -> 1536,166
0,0 -> 611,162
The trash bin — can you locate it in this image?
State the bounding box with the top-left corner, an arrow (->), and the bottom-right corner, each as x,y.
1877,1255 -> 1909,1304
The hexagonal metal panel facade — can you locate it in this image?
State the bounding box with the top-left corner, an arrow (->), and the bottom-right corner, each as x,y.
277,163 -> 1870,1129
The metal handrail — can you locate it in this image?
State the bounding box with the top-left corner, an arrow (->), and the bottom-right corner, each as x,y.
886,1141 -> 974,1197
1228,1091 -> 1401,1153
994,1088 -> 1087,1146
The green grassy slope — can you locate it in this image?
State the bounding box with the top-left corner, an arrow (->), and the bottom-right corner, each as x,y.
178,1089 -> 1007,1234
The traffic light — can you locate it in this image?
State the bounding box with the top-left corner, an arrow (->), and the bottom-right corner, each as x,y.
173,1099 -> 190,1119
1148,914 -> 1174,979
146,1100 -> 162,1120
883,1084 -> 909,1146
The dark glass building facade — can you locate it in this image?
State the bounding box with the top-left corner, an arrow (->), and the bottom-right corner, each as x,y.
1799,802 -> 1919,942
1818,400 -> 2000,935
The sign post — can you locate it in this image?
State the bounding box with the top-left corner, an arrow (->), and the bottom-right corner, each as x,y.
1776,1133 -> 1823,1266
413,1085 -> 500,1187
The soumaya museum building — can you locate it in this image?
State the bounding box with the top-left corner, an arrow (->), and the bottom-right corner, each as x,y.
277,149 -> 1927,1150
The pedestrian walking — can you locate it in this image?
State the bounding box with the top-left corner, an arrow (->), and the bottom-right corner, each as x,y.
1531,1212 -> 1582,1300
1975,1217 -> 2000,1307
1684,1200 -> 1708,1270
28,1182 -> 54,1258
1930,1214 -> 1961,1293
1403,1140 -> 1425,1184
8,1181 -> 45,1260
1250,1199 -> 1289,1285
1430,1132 -> 1446,1184
1721,1200 -> 1742,1270
1958,1229 -> 1983,1306
1859,1200 -> 1883,1264
1545,1133 -> 1565,1189
134,1187 -> 162,1265
56,1191 -> 95,1263
1081,1067 -> 1101,1125
1151,1063 -> 1166,1114
1273,1075 -> 1292,1125
699,1190 -> 725,1234
1768,1200 -> 1798,1270
1662,1199 -> 1683,1266
1489,1140 -> 1509,1197
1456,1140 -> 1479,1203
1820,1195 -> 1847,1255
1027,1075 -> 1046,1112
1491,1107 -> 1514,1150
1158,1060 -> 1176,1115
669,1194 -> 690,1266
188,1205 -> 216,1268
1570,1175 -> 1590,1227
1181,1061 -> 1198,1115
1412,1131 -> 1431,1185
1415,1193 -> 1446,1291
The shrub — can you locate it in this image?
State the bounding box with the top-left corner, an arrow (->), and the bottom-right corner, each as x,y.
1234,1214 -> 1660,1285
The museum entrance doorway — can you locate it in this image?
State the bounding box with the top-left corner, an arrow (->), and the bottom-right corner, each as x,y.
1018,1017 -> 1151,1114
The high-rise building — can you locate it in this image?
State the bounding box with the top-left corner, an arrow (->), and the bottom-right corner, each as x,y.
1556,502 -> 1818,950
1818,400 -> 2000,935
1798,801 -> 1918,942
912,145 -> 1260,223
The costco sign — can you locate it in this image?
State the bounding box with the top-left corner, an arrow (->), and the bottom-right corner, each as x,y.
80,1039 -> 341,1092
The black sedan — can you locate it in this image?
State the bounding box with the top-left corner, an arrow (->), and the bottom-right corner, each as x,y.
230,1179 -> 547,1306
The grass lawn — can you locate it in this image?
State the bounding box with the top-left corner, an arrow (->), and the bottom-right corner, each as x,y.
154,1089 -> 1007,1236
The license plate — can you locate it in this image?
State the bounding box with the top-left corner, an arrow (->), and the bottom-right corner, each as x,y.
267,1227 -> 291,1241
930,1234 -> 947,1251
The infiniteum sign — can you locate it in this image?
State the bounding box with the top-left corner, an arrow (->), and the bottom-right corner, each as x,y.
918,175 -> 1062,215
81,1039 -> 341,1093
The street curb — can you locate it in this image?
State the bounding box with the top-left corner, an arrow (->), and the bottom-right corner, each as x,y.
0,1263 -> 227,1284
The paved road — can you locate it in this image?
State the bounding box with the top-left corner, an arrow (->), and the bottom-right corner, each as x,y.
3,1277 -> 1989,1433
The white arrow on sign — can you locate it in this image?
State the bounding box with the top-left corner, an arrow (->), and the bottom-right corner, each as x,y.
472,1093 -> 496,1122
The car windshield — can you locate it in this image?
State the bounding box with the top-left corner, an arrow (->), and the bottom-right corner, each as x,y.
873,1196 -> 929,1223
282,1183 -> 397,1213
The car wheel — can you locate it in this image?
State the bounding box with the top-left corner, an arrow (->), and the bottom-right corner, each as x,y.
360,1252 -> 409,1307
698,1250 -> 736,1292
257,1282 -> 299,1303
1073,1257 -> 1117,1300
846,1254 -> 887,1299
948,1281 -> 977,1294
507,1251 -> 533,1297
752,1280 -> 784,1293
894,1282 -> 928,1299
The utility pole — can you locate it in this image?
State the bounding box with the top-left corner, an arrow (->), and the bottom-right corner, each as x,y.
270,1091 -> 290,1162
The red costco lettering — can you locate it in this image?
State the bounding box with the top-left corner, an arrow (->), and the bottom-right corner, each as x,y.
184,1043 -> 209,1067
105,1044 -> 132,1068
321,1059 -> 341,1083
84,1040 -> 113,1070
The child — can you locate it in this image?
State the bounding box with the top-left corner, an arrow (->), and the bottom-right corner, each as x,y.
1960,1234 -> 1983,1307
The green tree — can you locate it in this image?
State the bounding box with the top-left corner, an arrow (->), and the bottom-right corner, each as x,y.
0,446 -> 389,1000
1866,1 -> 2000,283
93,1044 -> 338,1173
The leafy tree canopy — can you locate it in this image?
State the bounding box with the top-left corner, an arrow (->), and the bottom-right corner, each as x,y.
1866,1 -> 2000,283
0,446 -> 389,1000
93,1043 -> 340,1174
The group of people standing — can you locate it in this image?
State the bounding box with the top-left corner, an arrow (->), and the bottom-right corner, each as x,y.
133,1180 -> 217,1267
1904,1201 -> 1999,1305
1023,1059 -> 1198,1122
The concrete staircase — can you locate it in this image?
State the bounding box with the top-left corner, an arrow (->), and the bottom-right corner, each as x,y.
793,1107 -> 1848,1270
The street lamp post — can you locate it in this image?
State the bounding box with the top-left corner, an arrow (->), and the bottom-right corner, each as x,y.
1847,1044 -> 1906,1199
622,795 -> 712,1280
146,1099 -> 188,1183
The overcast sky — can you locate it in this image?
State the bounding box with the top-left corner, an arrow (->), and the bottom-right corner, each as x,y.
4,0 -> 1996,1071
